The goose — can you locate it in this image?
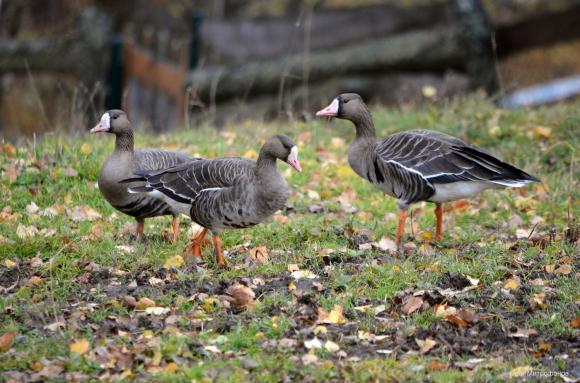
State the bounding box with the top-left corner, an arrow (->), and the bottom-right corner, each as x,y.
316,93 -> 540,245
123,135 -> 301,267
91,110 -> 198,242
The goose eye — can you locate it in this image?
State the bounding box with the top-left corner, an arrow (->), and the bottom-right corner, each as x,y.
343,99 -> 350,104
112,115 -> 119,120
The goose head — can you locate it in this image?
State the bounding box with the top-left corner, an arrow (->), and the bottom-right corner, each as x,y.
262,135 -> 302,172
90,110 -> 132,135
316,93 -> 368,122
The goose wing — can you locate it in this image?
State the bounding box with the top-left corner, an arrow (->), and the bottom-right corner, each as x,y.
125,158 -> 256,204
376,129 -> 538,187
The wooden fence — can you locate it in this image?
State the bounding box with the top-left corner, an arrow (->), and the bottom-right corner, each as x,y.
1,1 -> 580,131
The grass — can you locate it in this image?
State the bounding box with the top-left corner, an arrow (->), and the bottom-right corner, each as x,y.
0,94 -> 578,382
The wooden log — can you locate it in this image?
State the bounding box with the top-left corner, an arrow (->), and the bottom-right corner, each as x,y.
201,2 -> 450,63
0,7 -> 110,87
186,25 -> 463,102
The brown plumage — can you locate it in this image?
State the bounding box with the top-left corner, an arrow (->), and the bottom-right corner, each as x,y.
316,93 -> 540,245
91,110 -> 198,242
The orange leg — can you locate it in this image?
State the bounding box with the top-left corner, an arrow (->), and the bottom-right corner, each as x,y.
395,210 -> 407,245
435,203 -> 443,241
171,216 -> 180,243
136,219 -> 145,240
183,227 -> 208,261
213,234 -> 227,268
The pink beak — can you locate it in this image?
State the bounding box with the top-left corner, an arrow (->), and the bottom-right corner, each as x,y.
315,98 -> 339,117
288,159 -> 302,172
90,123 -> 108,133
287,146 -> 302,172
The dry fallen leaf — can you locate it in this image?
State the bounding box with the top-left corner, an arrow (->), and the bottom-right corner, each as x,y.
416,337 -> 437,354
163,255 -> 184,269
509,327 -> 538,338
554,264 -> 572,275
135,297 -> 156,310
247,246 -> 269,264
145,307 -> 170,315
324,340 -> 340,352
401,296 -> 423,315
291,270 -> 318,279
428,359 -> 448,371
70,339 -> 90,355
3,259 -> 16,268
304,338 -> 323,350
318,305 -> 346,325
435,303 -> 457,318
16,224 -> 39,239
533,125 -> 552,139
570,317 -> 580,329
503,276 -> 521,290
0,332 -> 16,352
226,283 -> 256,307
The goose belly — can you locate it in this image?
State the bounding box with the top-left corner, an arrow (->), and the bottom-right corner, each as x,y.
430,181 -> 502,203
148,190 -> 191,216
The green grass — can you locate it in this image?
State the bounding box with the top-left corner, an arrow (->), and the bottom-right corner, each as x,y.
1,94 -> 578,382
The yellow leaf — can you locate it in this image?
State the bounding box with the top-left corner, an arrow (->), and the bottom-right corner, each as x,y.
80,144 -> 92,155
420,231 -> 432,241
163,255 -> 184,269
2,143 -> 17,157
70,339 -> 90,355
287,264 -> 300,272
435,304 -> 457,318
503,277 -> 521,290
3,259 -> 16,268
325,305 -> 346,324
287,282 -> 296,291
545,264 -> 555,273
533,126 -> 552,139
164,362 -> 179,373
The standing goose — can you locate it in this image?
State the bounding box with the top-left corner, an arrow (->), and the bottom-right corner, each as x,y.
316,93 -> 539,245
91,110 -> 197,242
124,135 -> 301,267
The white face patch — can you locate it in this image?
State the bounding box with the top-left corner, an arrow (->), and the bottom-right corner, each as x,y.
287,146 -> 298,163
328,98 -> 339,114
100,112 -> 111,131
315,97 -> 340,117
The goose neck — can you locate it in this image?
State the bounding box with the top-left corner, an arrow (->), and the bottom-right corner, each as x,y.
114,130 -> 134,153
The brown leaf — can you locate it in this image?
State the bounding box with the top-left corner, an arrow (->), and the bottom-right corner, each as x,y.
428,359 -> 449,371
401,296 -> 423,315
446,315 -> 469,328
416,337 -> 437,354
457,308 -> 479,324
2,143 -> 17,157
135,297 -> 156,310
226,283 -> 255,307
0,332 -> 16,352
570,316 -> 580,329
554,264 -> 572,275
124,295 -> 137,308
247,246 -> 269,264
